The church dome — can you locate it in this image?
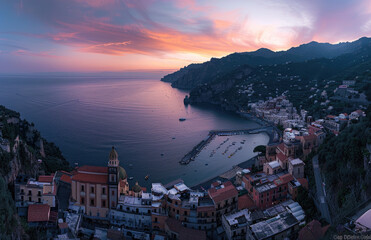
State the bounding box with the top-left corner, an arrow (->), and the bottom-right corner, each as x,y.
118,166 -> 127,180
109,146 -> 118,160
132,182 -> 142,193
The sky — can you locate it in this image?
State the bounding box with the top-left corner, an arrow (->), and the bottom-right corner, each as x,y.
1,0 -> 371,73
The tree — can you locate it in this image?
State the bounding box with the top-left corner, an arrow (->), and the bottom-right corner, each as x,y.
253,145 -> 266,154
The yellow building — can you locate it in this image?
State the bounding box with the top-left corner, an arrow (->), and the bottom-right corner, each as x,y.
71,147 -> 129,218
18,175 -> 56,207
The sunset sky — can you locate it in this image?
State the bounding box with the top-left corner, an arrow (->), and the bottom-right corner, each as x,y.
1,0 -> 371,73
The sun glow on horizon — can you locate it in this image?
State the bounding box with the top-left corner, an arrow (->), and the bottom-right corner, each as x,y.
0,0 -> 370,73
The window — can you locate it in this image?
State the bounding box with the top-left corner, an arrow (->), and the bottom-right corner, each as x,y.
148,210 -> 151,214
21,196 -> 24,201
20,189 -> 24,194
81,185 -> 84,192
38,191 -> 41,196
90,199 -> 95,206
81,197 -> 85,204
112,190 -> 115,196
102,188 -> 106,195
91,186 -> 94,193
29,197 -> 32,201
176,210 -> 179,214
38,198 -> 41,203
102,200 -> 106,207
155,217 -> 158,222
184,211 -> 188,216
28,190 -> 32,195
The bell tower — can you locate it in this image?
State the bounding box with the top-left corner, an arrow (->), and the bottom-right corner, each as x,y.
108,146 -> 119,209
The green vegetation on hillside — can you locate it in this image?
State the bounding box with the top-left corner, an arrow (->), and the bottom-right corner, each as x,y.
317,107 -> 371,221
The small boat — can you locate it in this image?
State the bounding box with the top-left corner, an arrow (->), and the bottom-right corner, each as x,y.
145,175 -> 150,180
179,118 -> 186,122
128,177 -> 134,180
161,153 -> 164,156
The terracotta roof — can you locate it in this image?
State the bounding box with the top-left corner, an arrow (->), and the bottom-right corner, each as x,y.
60,174 -> 72,184
302,134 -> 317,141
38,175 -> 54,183
58,222 -> 68,229
197,205 -> 215,212
72,173 -> 108,184
208,181 -> 238,203
276,152 -> 287,162
297,178 -> 308,189
165,218 -> 207,240
298,220 -> 329,240
274,173 -> 294,186
238,194 -> 256,210
77,165 -> 108,174
276,142 -> 285,153
28,204 -> 50,222
279,174 -> 294,184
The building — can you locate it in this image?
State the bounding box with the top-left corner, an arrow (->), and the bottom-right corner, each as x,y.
242,172 -> 296,209
246,212 -> 300,240
17,174 -> 57,208
110,194 -> 152,238
288,158 -> 305,179
208,181 -> 238,224
298,220 -> 330,240
71,147 -> 129,218
164,218 -> 207,240
263,161 -> 281,175
222,209 -> 251,240
28,204 -> 57,227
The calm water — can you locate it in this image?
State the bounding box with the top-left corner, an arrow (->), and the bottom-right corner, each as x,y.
0,77 -> 268,187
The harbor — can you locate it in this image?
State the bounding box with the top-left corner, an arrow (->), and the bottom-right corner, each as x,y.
179,125 -> 280,165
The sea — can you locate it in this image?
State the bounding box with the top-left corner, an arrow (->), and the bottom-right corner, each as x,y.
0,76 -> 269,187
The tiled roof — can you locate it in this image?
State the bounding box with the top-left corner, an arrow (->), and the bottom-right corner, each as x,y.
276,142 -> 285,153
197,205 -> 215,212
297,178 -> 308,189
208,181 -> 238,203
276,174 -> 294,185
28,204 -> 50,222
238,194 -> 256,210
77,165 -> 108,174
276,152 -> 287,162
60,174 -> 72,184
38,175 -> 54,183
58,222 -> 68,229
72,173 -> 108,184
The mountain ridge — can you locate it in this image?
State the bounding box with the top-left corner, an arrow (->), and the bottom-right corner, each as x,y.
161,37 -> 371,90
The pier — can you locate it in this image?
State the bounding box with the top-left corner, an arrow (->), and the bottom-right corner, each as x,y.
179,126 -> 280,165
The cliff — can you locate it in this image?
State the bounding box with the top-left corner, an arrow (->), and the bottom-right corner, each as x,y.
0,105 -> 71,239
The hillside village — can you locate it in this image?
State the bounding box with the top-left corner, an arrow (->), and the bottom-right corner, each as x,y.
1,98 -> 370,239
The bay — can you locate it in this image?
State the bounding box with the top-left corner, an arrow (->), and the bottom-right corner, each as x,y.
0,77 -> 269,187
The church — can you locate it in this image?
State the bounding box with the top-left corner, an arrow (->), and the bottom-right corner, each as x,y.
71,147 -> 129,218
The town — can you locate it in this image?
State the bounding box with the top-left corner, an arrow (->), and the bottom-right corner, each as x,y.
3,95 -> 369,240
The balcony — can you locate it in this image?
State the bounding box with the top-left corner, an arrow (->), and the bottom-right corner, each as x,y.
80,191 -> 85,197
89,193 -> 95,198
